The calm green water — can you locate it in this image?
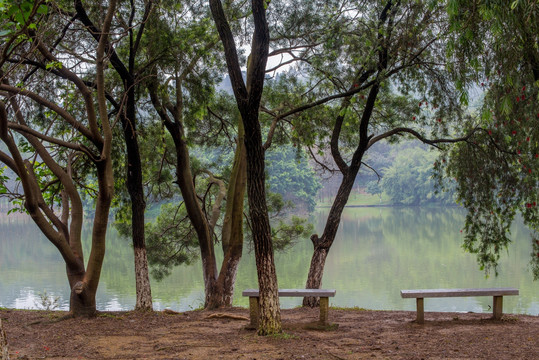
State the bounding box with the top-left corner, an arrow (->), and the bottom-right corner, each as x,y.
0,207 -> 537,314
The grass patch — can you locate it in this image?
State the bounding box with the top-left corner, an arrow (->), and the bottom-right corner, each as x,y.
98,313 -> 123,319
269,331 -> 298,340
46,312 -> 63,320
330,306 -> 370,311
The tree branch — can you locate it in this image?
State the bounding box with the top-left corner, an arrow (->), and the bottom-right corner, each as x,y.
0,84 -> 95,143
368,126 -> 480,150
7,122 -> 99,161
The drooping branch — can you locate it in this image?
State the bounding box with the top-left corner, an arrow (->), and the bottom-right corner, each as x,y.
361,161 -> 382,181
367,126 -> 481,150
306,145 -> 337,174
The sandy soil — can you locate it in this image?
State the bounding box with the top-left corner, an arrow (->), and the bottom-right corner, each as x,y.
1,307 -> 538,359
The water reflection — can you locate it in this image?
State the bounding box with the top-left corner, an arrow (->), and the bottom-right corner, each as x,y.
0,207 -> 537,314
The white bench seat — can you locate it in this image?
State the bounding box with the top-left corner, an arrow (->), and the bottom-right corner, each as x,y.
400,287 -> 519,323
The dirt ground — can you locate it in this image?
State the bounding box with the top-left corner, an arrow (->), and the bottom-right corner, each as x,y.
1,307 -> 538,359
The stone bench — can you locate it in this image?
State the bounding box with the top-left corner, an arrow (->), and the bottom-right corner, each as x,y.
242,289 -> 336,328
400,287 -> 519,324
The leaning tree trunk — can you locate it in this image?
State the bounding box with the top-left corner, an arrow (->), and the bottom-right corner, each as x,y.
303,76 -> 381,307
303,167 -> 362,307
167,121 -> 219,306
303,242 -> 330,307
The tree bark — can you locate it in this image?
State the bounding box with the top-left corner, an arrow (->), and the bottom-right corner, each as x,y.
303,83 -> 380,306
302,243 -> 329,307
0,319 -> 9,360
69,281 -> 97,317
123,83 -> 153,311
134,246 -> 153,310
74,0 -> 153,311
243,100 -> 281,336
210,123 -> 246,307
303,169 -> 360,307
167,121 -> 219,307
209,0 -> 281,334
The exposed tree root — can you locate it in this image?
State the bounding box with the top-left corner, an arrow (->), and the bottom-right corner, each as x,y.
163,309 -> 181,315
206,313 -> 249,321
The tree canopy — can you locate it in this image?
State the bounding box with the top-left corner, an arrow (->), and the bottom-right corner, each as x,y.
0,0 -> 537,336
439,0 -> 539,278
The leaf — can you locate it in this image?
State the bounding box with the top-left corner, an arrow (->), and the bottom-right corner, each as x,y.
36,4 -> 48,15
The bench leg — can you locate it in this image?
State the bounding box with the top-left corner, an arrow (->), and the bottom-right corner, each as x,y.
416,298 -> 424,324
493,296 -> 503,320
319,297 -> 329,324
249,297 -> 259,328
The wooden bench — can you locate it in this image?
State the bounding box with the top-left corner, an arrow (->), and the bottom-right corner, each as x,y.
242,289 -> 336,328
400,287 -> 519,324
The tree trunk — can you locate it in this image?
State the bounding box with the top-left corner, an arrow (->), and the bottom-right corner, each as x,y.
208,247 -> 242,307
134,246 -> 152,310
74,0 -> 154,311
243,109 -> 281,335
211,121 -> 247,307
254,249 -> 282,335
122,81 -> 153,311
209,0 -> 280,333
167,121 -> 219,307
0,319 -> 9,360
303,79 -> 381,307
69,281 -> 97,317
65,263 -> 95,317
303,168 -> 361,307
302,243 -> 329,307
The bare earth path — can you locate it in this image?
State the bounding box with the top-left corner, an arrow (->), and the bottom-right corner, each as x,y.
1,307 -> 538,359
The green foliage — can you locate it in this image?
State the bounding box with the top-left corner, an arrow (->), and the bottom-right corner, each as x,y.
0,166 -> 7,195
443,0 -> 539,278
34,290 -> 60,311
271,215 -> 313,251
381,147 -> 455,206
145,203 -> 200,281
365,181 -> 382,197
266,145 -> 321,212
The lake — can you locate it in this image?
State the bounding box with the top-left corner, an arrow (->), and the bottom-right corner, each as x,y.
0,207 -> 537,315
